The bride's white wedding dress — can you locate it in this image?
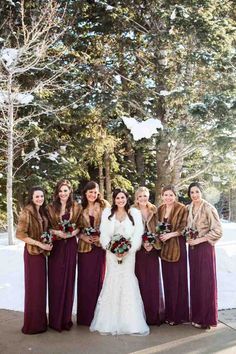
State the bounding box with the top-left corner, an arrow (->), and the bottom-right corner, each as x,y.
90,207 -> 149,336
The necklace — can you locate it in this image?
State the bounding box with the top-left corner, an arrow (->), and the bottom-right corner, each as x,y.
116,211 -> 127,222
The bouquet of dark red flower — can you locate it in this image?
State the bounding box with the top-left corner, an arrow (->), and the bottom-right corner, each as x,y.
59,220 -> 76,237
156,221 -> 172,236
83,227 -> 100,237
183,227 -> 199,249
40,232 -> 55,256
107,233 -> 132,264
142,231 -> 157,245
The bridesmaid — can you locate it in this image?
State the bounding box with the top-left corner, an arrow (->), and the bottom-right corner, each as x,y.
77,181 -> 109,326
47,179 -> 81,332
187,182 -> 222,329
134,187 -> 164,325
16,186 -> 52,334
157,185 -> 189,325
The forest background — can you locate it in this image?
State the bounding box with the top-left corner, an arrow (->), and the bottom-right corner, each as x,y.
0,0 -> 235,244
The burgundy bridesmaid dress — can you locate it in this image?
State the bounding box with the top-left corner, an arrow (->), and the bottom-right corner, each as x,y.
161,218 -> 189,324
48,213 -> 77,331
189,242 -> 218,327
22,247 -> 47,334
77,215 -> 105,326
135,246 -> 164,325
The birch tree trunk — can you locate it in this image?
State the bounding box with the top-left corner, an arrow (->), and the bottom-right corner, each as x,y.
7,74 -> 14,245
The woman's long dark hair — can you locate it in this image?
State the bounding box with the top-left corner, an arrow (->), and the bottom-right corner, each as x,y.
108,188 -> 134,225
81,181 -> 102,209
187,182 -> 203,198
52,179 -> 73,213
26,186 -> 46,218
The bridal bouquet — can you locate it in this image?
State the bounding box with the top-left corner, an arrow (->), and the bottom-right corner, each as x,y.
183,227 -> 199,249
107,233 -> 132,264
59,220 -> 76,237
40,231 -> 56,256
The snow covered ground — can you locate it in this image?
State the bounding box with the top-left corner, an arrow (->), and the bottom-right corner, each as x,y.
0,222 -> 235,312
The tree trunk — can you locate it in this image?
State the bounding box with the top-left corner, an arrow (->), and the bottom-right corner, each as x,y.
135,147 -> 145,186
7,75 -> 15,245
155,137 -> 171,204
170,141 -> 184,188
229,188 -> 236,222
98,160 -> 105,198
104,151 -> 112,204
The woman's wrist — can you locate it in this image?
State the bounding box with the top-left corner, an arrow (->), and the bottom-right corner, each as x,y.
33,239 -> 39,247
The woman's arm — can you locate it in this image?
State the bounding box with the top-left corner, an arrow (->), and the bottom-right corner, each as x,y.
16,210 -> 52,251
100,208 -> 113,249
129,209 -> 144,253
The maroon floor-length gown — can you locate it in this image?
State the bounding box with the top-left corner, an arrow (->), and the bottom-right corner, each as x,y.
48,213 -> 77,332
77,216 -> 105,326
135,247 -> 164,325
189,242 -> 218,326
22,247 -> 47,334
161,235 -> 189,324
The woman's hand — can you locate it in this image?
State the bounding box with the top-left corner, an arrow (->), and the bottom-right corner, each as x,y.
159,232 -> 173,242
187,236 -> 207,246
116,252 -> 128,259
38,242 -> 53,251
91,235 -> 100,243
80,234 -> 93,244
51,229 -> 67,239
71,228 -> 79,237
57,230 -> 67,239
143,241 -> 153,252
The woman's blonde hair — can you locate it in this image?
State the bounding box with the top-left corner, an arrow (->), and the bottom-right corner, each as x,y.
134,186 -> 150,207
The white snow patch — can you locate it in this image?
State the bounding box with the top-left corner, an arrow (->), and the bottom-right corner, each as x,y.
0,48 -> 19,67
0,91 -> 34,105
122,117 -> 163,141
15,93 -> 34,105
47,151 -> 59,162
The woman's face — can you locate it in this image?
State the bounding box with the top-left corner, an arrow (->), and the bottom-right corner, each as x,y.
189,186 -> 202,203
115,192 -> 127,208
32,190 -> 44,207
85,188 -> 99,203
162,190 -> 176,206
137,191 -> 149,207
58,185 -> 71,202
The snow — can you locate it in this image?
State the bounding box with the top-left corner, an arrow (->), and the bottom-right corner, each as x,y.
15,93 -> 34,105
122,117 -> 163,141
0,222 -> 235,313
170,9 -> 177,20
47,151 -> 59,162
0,48 -> 19,67
0,91 -> 34,105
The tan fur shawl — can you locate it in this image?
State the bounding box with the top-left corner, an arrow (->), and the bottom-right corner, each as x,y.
16,205 -> 48,255
187,199 -> 222,245
78,199 -> 110,253
157,201 -> 187,262
46,201 -> 82,239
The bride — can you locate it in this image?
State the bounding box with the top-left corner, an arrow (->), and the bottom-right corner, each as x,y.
90,188 -> 149,336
